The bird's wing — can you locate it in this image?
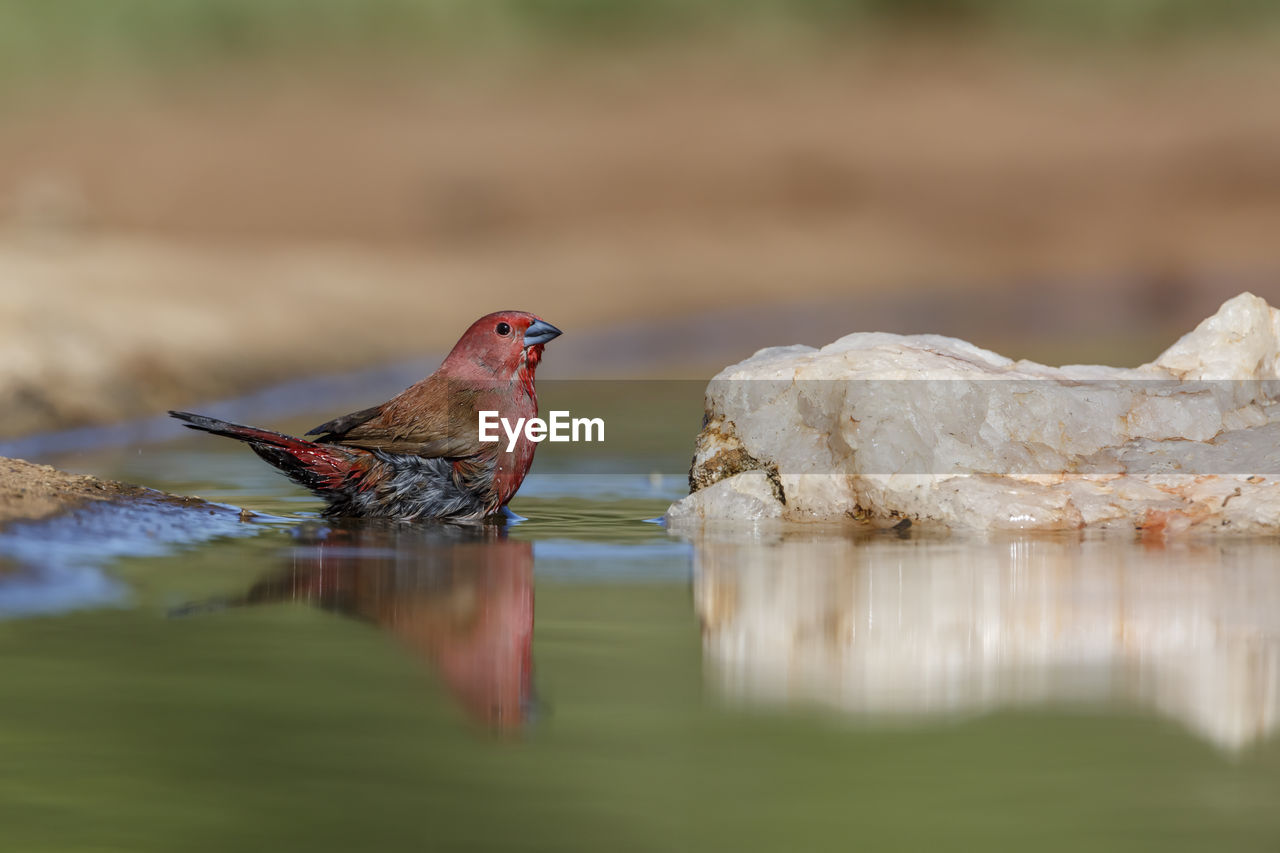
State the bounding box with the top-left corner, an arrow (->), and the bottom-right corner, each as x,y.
322,379 -> 492,459
306,405 -> 382,438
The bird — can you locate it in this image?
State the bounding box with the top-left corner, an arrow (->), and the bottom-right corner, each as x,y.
170,311 -> 561,521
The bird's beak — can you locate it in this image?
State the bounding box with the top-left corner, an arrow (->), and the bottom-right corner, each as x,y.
523,319 -> 562,347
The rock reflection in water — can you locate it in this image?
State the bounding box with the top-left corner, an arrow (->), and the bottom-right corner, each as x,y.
691,530 -> 1280,750
215,521 -> 534,732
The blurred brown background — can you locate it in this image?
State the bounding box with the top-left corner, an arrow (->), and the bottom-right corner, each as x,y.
3,1 -> 1279,436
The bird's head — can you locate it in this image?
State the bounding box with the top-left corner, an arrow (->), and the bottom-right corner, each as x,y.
442,311 -> 562,381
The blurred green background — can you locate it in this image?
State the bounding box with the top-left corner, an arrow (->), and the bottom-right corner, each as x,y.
3,0 -> 1280,82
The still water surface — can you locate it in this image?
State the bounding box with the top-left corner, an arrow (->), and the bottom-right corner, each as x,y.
2,422 -> 1280,851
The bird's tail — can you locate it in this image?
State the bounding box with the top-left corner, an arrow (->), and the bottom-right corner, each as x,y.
169,410 -> 362,493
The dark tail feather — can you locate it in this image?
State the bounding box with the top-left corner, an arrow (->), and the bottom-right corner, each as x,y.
169,410 -> 360,493
170,410 -> 309,447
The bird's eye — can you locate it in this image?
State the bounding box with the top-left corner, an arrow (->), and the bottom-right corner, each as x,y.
496,322 -> 512,336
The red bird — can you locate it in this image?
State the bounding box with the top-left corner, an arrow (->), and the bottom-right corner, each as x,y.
170,311 -> 561,521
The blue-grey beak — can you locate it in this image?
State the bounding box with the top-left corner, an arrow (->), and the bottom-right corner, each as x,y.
524,319 -> 562,347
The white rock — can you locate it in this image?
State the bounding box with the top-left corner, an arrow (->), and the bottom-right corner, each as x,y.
665,469 -> 784,524
668,293 -> 1280,532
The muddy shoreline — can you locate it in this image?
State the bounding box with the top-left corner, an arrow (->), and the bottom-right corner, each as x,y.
0,455 -> 216,528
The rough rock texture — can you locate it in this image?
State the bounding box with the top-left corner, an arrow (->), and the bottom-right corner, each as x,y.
668,293 -> 1280,532
0,455 -> 214,528
691,531 -> 1280,751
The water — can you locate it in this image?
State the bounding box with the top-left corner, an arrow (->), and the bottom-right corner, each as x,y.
3,423 -> 1280,851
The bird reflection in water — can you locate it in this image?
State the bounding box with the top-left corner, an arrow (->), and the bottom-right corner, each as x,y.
186,520 -> 536,732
